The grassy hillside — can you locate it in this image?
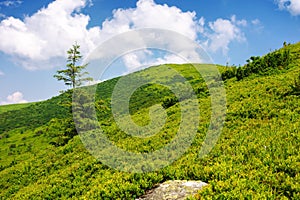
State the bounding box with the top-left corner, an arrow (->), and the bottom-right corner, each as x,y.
0,42 -> 299,199
0,102 -> 34,114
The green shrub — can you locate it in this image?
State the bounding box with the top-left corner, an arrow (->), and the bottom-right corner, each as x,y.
229,48 -> 292,81
221,67 -> 236,80
290,73 -> 300,95
162,96 -> 178,109
34,128 -> 44,136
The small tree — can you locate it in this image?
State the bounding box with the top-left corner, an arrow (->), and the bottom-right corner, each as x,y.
54,42 -> 93,89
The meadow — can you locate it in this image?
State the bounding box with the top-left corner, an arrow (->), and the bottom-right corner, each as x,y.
0,42 -> 299,199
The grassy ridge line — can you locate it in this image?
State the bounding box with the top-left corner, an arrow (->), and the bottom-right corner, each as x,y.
0,63 -> 210,134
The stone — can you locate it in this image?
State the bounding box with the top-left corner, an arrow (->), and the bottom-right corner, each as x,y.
136,180 -> 208,200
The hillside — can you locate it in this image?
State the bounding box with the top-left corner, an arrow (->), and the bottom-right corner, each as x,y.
0,103 -> 35,114
0,42 -> 299,199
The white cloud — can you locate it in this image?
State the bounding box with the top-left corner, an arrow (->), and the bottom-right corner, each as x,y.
251,19 -> 264,33
0,0 -> 247,72
251,19 -> 261,25
120,51 -> 187,73
100,0 -> 199,40
276,0 -> 300,16
97,0 -> 233,70
197,17 -> 205,33
84,79 -> 102,86
205,16 -> 246,55
123,53 -> 143,71
0,70 -> 4,75
1,91 -> 27,105
133,0 -> 198,39
0,0 -> 201,71
0,0 -> 22,7
231,15 -> 247,26
0,0 -> 101,70
150,54 -> 186,66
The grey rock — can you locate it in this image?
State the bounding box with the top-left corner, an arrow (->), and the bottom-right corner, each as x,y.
137,180 -> 208,200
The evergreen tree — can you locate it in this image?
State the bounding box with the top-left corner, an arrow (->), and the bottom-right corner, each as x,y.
54,43 -> 93,89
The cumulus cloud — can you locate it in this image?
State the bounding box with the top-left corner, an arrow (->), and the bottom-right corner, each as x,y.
123,53 -> 143,71
110,0 -> 198,40
1,91 -> 27,105
0,0 -> 202,71
0,0 -> 101,70
276,0 -> 300,16
94,0 -> 246,69
204,15 -> 246,55
98,0 -> 204,70
121,51 -> 187,73
0,0 -> 247,72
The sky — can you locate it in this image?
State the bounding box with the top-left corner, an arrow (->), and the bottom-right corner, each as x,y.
0,0 -> 299,105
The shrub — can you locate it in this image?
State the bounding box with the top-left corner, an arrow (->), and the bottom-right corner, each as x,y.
34,128 -> 44,136
162,96 -> 178,109
290,73 -> 300,95
221,67 -> 236,80
46,118 -> 77,146
233,48 -> 292,81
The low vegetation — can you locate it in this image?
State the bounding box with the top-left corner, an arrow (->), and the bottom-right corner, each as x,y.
0,42 -> 299,199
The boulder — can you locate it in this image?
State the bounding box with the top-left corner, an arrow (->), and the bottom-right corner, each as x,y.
137,180 -> 208,200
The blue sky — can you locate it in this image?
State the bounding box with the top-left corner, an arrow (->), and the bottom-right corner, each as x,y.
0,0 -> 299,104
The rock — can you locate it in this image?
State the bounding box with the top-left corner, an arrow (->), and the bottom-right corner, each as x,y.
136,180 -> 208,200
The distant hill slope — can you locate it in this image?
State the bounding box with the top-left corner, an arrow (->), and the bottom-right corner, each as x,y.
0,95 -> 70,133
0,42 -> 299,199
0,103 -> 34,114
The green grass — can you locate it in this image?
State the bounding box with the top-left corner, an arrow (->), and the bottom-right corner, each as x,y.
0,42 -> 299,199
0,102 -> 34,114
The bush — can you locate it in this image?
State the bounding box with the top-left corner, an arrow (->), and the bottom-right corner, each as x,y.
46,118 -> 77,146
34,128 -> 44,136
162,96 -> 178,109
232,48 -> 292,81
221,67 -> 236,80
290,73 -> 300,95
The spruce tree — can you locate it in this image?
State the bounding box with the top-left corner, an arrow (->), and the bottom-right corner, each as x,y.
54,43 -> 93,89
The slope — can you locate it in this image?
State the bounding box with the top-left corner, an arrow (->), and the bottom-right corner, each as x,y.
0,42 -> 299,199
